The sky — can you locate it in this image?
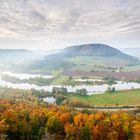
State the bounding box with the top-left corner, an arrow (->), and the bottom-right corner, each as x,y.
0,0 -> 140,50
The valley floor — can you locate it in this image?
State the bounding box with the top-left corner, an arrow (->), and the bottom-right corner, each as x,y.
65,89 -> 140,106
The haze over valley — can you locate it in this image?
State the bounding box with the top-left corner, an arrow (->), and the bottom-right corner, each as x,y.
0,43 -> 140,94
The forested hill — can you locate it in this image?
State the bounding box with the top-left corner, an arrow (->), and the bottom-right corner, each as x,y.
34,44 -> 139,71
56,43 -> 138,61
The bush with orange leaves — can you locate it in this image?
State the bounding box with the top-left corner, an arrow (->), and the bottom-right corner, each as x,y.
0,99 -> 140,140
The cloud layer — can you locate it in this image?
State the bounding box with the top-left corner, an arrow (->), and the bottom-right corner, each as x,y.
0,0 -> 140,49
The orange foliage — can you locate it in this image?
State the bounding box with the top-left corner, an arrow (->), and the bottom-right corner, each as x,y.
0,99 -> 140,140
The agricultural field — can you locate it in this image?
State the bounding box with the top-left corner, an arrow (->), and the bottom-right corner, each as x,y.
63,69 -> 140,81
0,87 -> 140,139
65,89 -> 140,106
67,56 -> 140,72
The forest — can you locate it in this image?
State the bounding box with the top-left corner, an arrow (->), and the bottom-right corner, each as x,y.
0,88 -> 140,140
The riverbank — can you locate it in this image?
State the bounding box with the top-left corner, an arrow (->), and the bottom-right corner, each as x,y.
1,71 -> 140,94
1,76 -> 140,94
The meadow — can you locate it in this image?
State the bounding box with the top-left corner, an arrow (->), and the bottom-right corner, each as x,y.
65,89 -> 140,106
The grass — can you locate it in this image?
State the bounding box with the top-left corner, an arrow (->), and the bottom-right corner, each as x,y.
67,56 -> 140,72
69,56 -> 103,65
68,56 -> 106,72
51,76 -> 70,84
123,63 -> 140,71
65,89 -> 140,106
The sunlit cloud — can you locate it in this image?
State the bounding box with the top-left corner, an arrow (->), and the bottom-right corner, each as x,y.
0,0 -> 140,49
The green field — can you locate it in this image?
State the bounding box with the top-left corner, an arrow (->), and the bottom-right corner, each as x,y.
65,89 -> 140,106
68,56 -> 114,72
66,56 -> 140,72
123,63 -> 140,71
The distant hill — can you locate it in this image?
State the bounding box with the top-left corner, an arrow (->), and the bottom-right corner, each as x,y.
120,48 -> 140,59
0,49 -> 29,53
0,49 -> 33,63
60,44 -> 138,60
32,44 -> 139,73
0,49 -> 31,55
0,49 -> 64,73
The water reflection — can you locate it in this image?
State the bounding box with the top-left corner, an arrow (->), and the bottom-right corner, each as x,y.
0,77 -> 140,95
2,71 -> 53,80
42,96 -> 56,103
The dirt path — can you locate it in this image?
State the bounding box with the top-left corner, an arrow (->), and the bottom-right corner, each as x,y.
75,106 -> 139,111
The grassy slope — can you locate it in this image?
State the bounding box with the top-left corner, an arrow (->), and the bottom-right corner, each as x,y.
67,56 -> 140,72
123,64 -> 140,71
65,89 -> 140,106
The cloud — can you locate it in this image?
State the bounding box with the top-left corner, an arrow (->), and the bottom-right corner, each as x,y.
0,0 -> 140,49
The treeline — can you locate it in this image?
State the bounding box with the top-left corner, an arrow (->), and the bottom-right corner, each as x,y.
0,99 -> 140,140
0,87 -> 90,108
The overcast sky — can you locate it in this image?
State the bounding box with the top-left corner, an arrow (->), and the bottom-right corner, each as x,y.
0,0 -> 140,50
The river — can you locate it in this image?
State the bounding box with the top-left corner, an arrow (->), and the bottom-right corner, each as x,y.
0,72 -> 140,94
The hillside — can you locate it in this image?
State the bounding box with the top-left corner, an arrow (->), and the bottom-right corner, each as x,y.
0,49 -> 29,53
32,44 -> 139,73
62,44 -> 138,60
121,48 -> 140,59
0,49 -> 33,63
